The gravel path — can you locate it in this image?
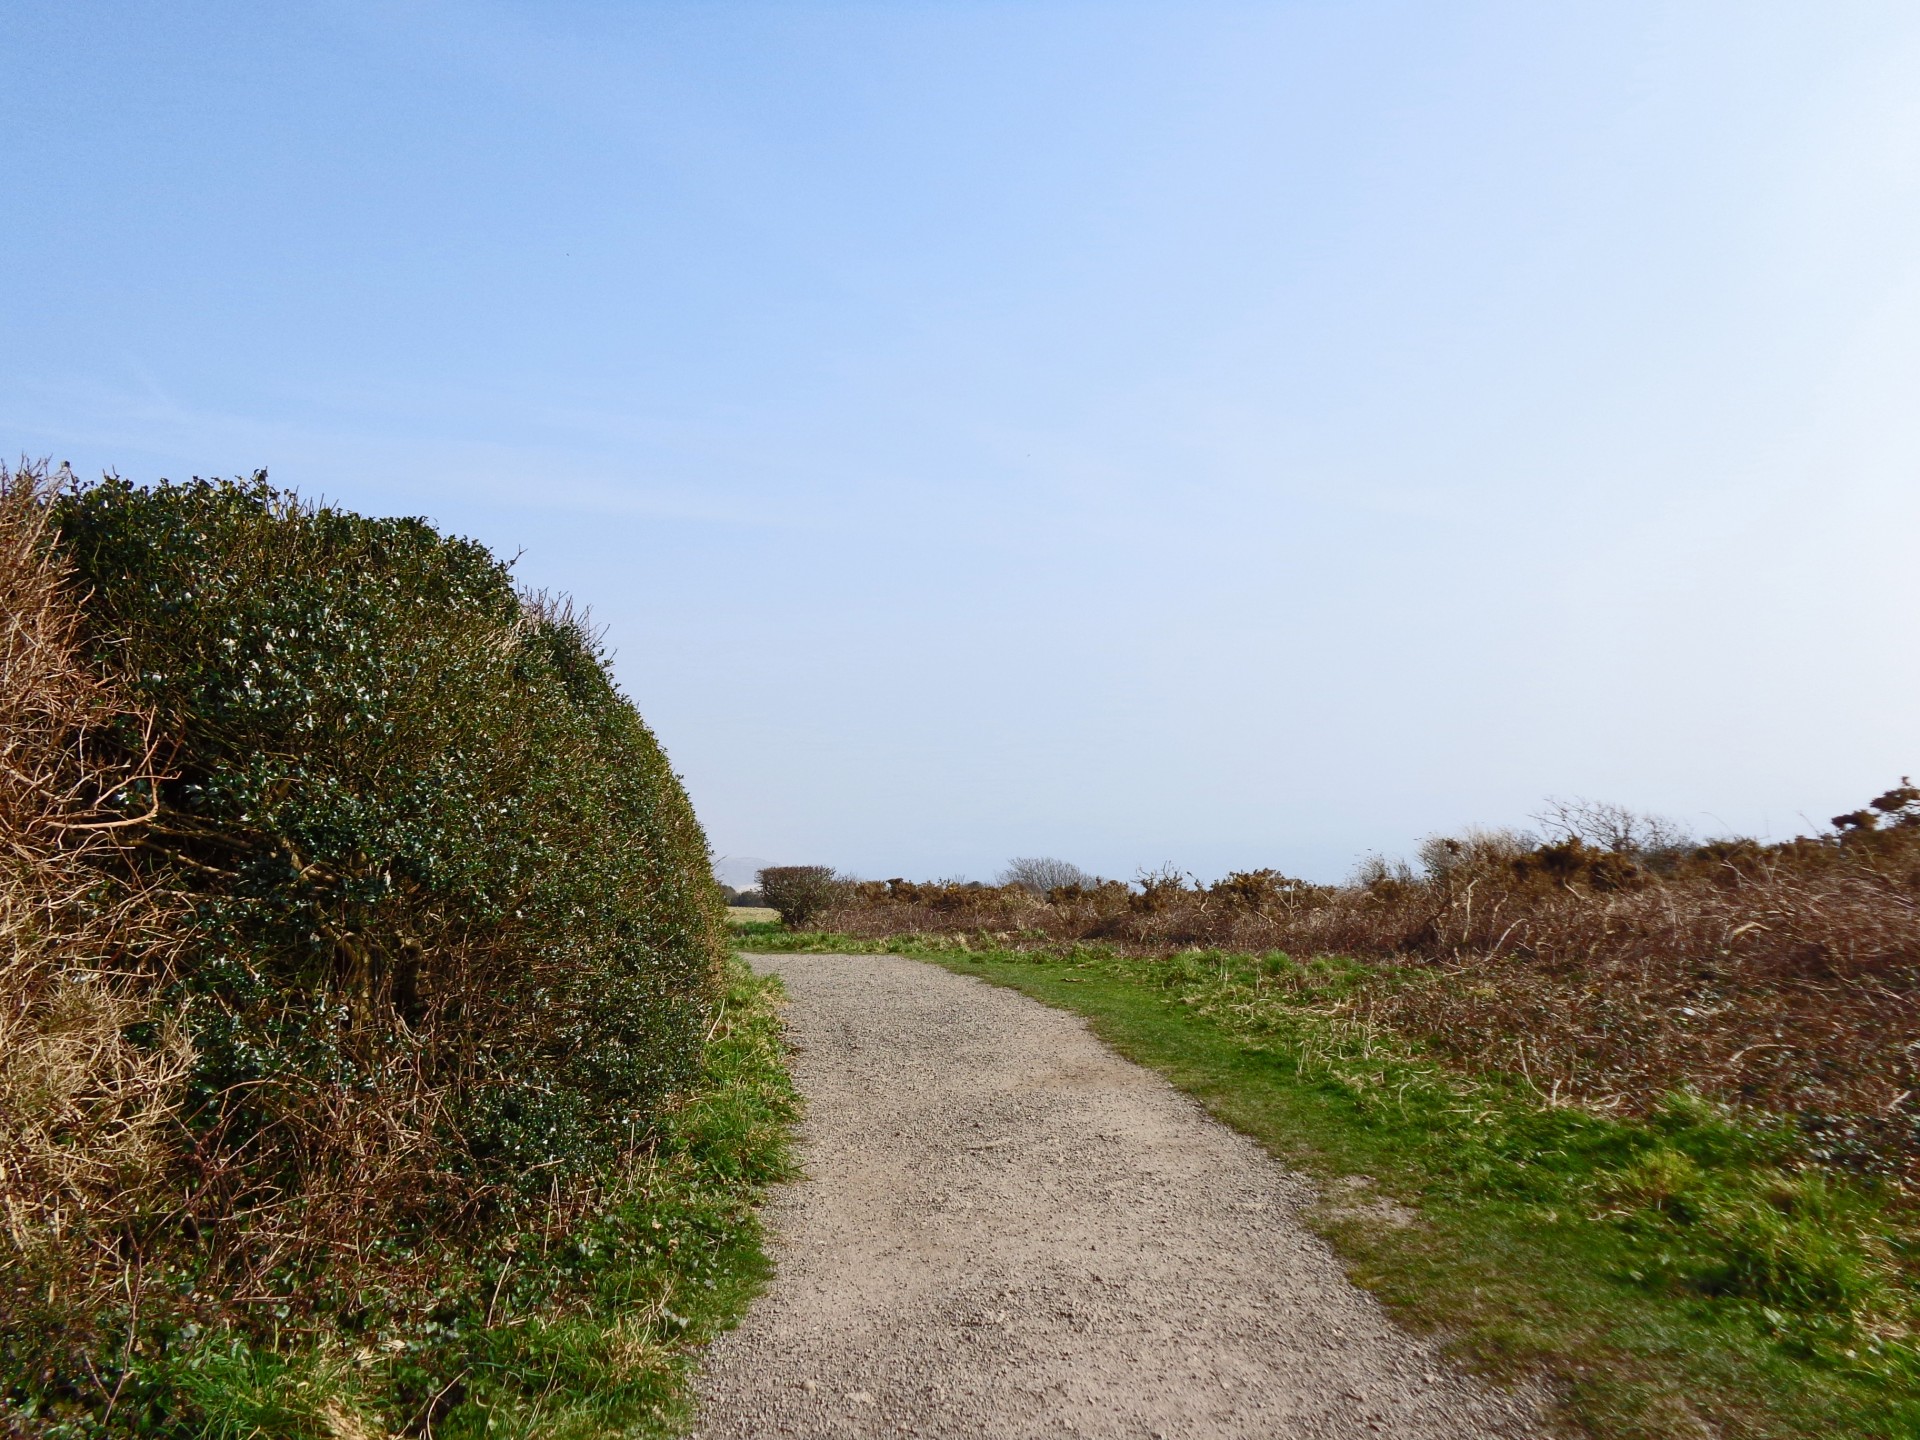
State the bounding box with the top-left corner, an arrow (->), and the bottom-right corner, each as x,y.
692,953 -> 1545,1439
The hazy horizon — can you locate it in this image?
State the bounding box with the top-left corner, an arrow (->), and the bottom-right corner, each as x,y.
6,2 -> 1917,882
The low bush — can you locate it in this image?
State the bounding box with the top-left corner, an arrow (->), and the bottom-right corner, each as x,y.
814,809 -> 1920,1180
756,865 -> 841,928
1,469 -> 729,1432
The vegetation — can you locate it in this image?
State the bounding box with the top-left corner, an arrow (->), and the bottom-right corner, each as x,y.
748,802 -> 1920,1436
20,955 -> 792,1440
753,865 -> 841,929
740,928 -> 1920,1439
1,466 -> 781,1436
815,806 -> 1920,1183
995,856 -> 1099,894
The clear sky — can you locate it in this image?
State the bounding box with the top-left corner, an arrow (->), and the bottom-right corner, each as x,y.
5,2 -> 1918,883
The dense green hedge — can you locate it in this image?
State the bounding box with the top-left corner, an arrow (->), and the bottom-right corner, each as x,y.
52,474 -> 724,1291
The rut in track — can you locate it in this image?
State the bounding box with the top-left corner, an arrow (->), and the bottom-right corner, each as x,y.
692,953 -> 1546,1440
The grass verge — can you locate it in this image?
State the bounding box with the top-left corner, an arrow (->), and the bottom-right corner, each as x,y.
740,931 -> 1919,1440
35,957 -> 799,1440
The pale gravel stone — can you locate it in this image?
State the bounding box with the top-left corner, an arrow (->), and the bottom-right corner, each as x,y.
691,953 -> 1549,1439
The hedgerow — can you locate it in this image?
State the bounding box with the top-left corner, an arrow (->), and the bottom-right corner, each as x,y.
2,470 -> 728,1433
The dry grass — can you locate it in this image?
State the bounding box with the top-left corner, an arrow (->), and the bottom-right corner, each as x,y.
821,824 -> 1920,1180
0,463 -> 186,1346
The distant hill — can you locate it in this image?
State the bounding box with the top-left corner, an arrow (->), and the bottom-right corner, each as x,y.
714,854 -> 778,890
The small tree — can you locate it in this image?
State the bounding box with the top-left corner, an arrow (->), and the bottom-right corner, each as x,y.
757,865 -> 841,927
997,856 -> 1096,895
1533,798 -> 1692,858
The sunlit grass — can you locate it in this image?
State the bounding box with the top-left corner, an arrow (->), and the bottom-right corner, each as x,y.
743,932 -> 1920,1440
114,957 -> 798,1439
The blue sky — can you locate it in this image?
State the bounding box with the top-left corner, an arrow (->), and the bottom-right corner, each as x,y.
6,2 -> 1918,882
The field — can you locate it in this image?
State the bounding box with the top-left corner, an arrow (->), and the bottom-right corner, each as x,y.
804,811 -> 1920,1186
10,461 -> 1915,1437
739,899 -> 1920,1439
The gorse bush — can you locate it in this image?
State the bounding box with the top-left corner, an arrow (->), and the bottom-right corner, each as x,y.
3,471 -> 726,1429
809,803 -> 1920,1180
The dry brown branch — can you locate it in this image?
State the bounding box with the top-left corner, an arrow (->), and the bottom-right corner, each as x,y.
824,831 -> 1920,1179
1,462 -> 187,1339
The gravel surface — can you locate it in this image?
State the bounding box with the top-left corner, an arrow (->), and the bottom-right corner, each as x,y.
692,953 -> 1546,1439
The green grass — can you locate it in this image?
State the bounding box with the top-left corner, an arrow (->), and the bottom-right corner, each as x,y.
56,957 -> 799,1440
741,932 -> 1920,1440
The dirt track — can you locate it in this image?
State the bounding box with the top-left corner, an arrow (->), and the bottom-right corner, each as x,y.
692,953 -> 1545,1439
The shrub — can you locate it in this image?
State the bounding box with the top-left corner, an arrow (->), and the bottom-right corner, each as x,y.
5,472 -> 725,1423
0,464 -> 189,1395
811,793 -> 1920,1178
757,865 -> 842,927
997,856 -> 1097,894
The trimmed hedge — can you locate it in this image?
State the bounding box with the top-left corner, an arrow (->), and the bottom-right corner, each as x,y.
32,474 -> 723,1358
